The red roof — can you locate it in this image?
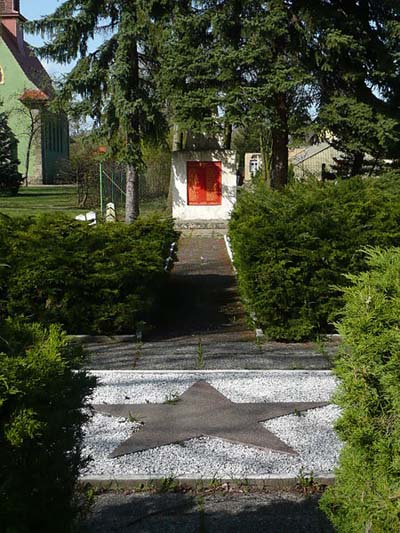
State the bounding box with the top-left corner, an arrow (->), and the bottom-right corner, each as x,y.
19,89 -> 49,103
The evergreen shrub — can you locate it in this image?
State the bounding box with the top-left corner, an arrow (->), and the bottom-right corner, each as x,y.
229,172 -> 400,340
0,214 -> 178,334
320,248 -> 400,531
0,319 -> 95,532
0,111 -> 23,196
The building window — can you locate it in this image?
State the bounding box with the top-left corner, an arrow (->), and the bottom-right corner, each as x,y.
0,66 -> 4,85
13,0 -> 20,12
249,157 -> 260,176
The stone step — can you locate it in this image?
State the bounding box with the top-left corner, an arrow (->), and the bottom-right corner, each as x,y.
174,219 -> 229,230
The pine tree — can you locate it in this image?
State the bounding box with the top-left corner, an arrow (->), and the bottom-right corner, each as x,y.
311,0 -> 400,174
28,1 -> 169,222
163,0 -> 399,185
162,0 -> 313,189
0,111 -> 22,196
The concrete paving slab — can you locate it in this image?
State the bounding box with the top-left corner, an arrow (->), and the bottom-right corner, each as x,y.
83,491 -> 333,532
84,333 -> 338,371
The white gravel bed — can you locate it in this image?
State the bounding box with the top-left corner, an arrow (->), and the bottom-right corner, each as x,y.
90,370 -> 337,404
82,370 -> 342,479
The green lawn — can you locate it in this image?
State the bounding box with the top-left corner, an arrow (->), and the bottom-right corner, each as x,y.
0,185 -> 169,218
0,186 -> 82,218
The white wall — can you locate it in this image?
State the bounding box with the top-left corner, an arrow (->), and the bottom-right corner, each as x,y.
172,150 -> 237,221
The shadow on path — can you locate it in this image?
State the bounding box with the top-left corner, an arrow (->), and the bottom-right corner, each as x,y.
153,237 -> 248,340
84,491 -> 333,533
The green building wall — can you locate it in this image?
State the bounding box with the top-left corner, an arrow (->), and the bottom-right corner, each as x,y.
41,112 -> 70,183
0,37 -> 34,179
0,39 -> 69,184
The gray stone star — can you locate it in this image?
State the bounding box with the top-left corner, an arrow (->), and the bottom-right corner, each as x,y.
93,380 -> 328,458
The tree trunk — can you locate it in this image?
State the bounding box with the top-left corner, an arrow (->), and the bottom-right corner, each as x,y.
125,163 -> 140,223
351,151 -> 364,176
260,126 -> 272,187
123,10 -> 141,223
224,123 -> 232,150
271,94 -> 289,190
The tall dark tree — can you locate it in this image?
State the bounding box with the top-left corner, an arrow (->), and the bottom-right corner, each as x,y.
311,0 -> 400,174
162,0 -> 313,189
29,1 -> 169,221
163,0 -> 400,185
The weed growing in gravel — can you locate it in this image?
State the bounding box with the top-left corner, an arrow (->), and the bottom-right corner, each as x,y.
314,335 -> 328,357
296,468 -> 320,495
239,479 -> 251,493
208,475 -> 223,491
197,337 -> 204,369
164,392 -> 181,405
159,476 -> 179,492
132,341 -> 143,369
127,412 -> 144,425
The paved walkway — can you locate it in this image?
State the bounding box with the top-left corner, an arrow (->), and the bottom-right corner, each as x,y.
83,234 -> 338,531
151,235 -> 249,338
85,236 -> 338,371
85,490 -> 332,533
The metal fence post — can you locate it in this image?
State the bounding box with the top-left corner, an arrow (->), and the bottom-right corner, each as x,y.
99,160 -> 104,215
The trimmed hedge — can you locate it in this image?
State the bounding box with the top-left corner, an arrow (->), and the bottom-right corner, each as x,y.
0,320 -> 96,532
0,214 -> 178,334
229,172 -> 400,340
320,248 -> 400,531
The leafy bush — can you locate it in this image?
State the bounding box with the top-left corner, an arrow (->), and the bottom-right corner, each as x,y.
0,319 -> 95,532
229,172 -> 400,340
320,248 -> 400,531
0,214 -> 178,334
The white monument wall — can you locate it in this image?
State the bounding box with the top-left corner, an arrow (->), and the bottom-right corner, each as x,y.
172,150 -> 237,221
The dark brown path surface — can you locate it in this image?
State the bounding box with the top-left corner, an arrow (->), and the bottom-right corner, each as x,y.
154,236 -> 249,339
84,236 -> 339,370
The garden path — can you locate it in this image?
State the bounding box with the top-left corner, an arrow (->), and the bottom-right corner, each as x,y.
83,233 -> 339,531
85,235 -> 338,371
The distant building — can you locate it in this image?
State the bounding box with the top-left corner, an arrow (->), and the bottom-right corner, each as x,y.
244,153 -> 262,181
290,143 -> 342,180
244,143 -> 343,182
0,0 -> 69,184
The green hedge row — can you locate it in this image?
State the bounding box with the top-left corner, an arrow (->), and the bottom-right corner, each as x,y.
320,248 -> 400,531
0,214 -> 178,334
0,320 -> 95,532
229,172 -> 400,340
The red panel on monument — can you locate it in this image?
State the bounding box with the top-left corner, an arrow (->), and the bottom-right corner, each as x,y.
187,161 -> 222,205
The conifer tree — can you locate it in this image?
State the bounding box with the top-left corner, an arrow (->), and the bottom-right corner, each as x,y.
0,110 -> 22,196
28,1 -> 169,221
163,0 -> 399,185
162,0 -> 313,189
310,0 -> 400,174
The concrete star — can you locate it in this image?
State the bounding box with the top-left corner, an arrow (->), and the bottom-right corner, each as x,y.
93,380 -> 328,458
